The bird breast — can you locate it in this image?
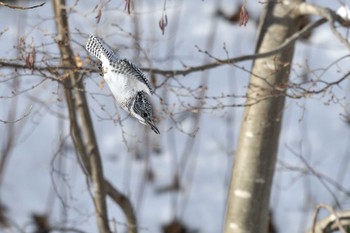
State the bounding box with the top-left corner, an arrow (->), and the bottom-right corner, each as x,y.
103,71 -> 137,109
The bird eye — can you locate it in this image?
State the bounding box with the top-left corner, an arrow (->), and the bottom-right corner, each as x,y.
142,113 -> 148,118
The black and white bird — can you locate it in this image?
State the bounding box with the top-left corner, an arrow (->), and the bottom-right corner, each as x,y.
85,34 -> 160,134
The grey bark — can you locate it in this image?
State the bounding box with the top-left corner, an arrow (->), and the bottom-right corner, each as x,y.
52,0 -> 111,232
224,1 -> 303,233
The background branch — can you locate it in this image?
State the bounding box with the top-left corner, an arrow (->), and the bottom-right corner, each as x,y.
0,17 -> 327,79
0,1 -> 45,10
306,204 -> 350,233
295,2 -> 350,50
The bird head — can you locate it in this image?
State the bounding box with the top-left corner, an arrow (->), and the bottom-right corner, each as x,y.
131,91 -> 160,134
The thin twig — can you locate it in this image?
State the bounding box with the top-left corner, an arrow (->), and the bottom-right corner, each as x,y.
0,18 -> 327,78
0,105 -> 32,124
0,2 -> 45,10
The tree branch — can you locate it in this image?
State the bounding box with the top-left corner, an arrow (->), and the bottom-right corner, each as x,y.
0,105 -> 32,124
104,180 -> 138,231
293,2 -> 350,50
52,0 -> 111,232
149,18 -> 327,77
0,18 -> 326,79
1,3 -> 349,80
51,1 -> 137,232
306,204 -> 350,233
0,1 -> 45,10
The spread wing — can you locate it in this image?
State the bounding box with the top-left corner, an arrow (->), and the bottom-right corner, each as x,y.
85,34 -> 119,65
110,59 -> 154,95
86,35 -> 155,95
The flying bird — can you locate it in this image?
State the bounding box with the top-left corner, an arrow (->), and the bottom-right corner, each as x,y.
85,34 -> 160,134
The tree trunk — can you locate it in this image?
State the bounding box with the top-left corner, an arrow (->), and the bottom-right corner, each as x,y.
52,0 -> 111,232
224,1 -> 303,233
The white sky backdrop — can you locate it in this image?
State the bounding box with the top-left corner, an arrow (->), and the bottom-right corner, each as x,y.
1,0 -> 350,232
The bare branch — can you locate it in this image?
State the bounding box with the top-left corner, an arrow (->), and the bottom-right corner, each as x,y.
0,1 -> 45,10
0,18 -> 327,78
307,204 -> 350,233
294,2 -> 350,50
295,2 -> 349,25
104,180 -> 138,231
0,105 -> 32,124
52,0 -> 111,232
51,2 -> 138,233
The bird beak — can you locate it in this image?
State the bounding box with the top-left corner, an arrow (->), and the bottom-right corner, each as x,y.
146,119 -> 160,134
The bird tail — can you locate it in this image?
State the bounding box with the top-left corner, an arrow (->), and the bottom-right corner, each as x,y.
85,34 -> 118,62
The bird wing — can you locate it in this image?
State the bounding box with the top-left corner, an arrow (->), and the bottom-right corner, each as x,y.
85,34 -> 119,65
110,59 -> 154,95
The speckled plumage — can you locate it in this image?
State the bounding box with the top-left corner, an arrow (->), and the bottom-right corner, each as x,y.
86,34 -> 119,62
110,59 -> 154,95
85,34 -> 159,134
131,91 -> 153,118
